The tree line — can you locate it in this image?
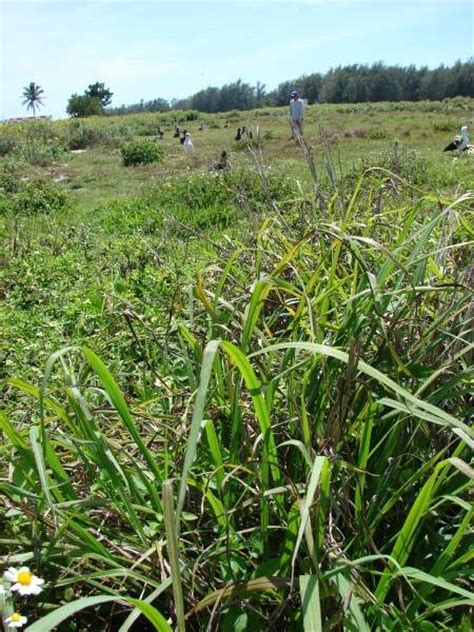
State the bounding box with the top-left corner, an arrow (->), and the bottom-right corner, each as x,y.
107,59 -> 473,116
19,59 -> 473,119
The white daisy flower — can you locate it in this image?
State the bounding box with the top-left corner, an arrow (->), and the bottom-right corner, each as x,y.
4,566 -> 44,596
5,613 -> 28,628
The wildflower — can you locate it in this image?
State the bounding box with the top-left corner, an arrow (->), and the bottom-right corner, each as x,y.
4,567 -> 44,596
5,613 -> 28,628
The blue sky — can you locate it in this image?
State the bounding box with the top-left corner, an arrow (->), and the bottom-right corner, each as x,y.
1,1 -> 472,120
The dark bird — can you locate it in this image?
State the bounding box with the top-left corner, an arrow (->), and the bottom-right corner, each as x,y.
444,126 -> 469,152
239,126 -> 253,140
224,121 -> 229,128
173,126 -> 180,138
156,126 -> 164,139
210,150 -> 230,171
234,127 -> 242,141
180,129 -> 188,145
198,123 -> 204,131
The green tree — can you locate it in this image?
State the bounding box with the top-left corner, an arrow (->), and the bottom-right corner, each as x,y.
255,81 -> 266,107
85,82 -> 113,107
66,94 -> 105,118
21,82 -> 45,117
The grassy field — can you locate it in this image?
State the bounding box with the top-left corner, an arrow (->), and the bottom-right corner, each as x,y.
0,99 -> 473,630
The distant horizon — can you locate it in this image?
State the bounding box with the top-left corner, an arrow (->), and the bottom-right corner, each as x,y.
5,57 -> 472,123
2,1 -> 473,120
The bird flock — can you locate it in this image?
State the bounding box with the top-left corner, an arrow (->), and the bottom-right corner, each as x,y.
152,122 -> 260,169
153,120 -> 472,171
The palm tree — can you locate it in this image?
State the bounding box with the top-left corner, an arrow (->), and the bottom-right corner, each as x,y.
21,82 -> 45,117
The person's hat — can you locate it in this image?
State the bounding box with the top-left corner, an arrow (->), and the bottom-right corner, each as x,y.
290,90 -> 299,97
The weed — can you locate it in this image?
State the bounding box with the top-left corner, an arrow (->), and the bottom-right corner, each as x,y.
0,98 -> 472,630
13,178 -> 71,215
121,139 -> 165,166
0,133 -> 18,156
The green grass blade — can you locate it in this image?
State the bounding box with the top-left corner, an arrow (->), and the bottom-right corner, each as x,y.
81,346 -> 163,483
163,479 -> 186,632
250,342 -> 471,437
299,574 -> 322,632
332,572 -> 370,632
221,340 -> 281,486
25,595 -> 172,632
177,338 -> 221,517
292,456 -> 328,569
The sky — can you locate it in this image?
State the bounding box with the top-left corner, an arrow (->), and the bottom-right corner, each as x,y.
1,0 -> 473,120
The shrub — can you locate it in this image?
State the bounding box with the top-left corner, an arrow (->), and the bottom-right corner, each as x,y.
369,129 -> 388,140
184,110 -> 199,121
66,94 -> 105,118
121,140 -> 165,166
24,120 -> 58,144
132,120 -> 157,136
0,162 -> 21,193
64,122 -> 113,149
20,142 -> 64,167
0,134 -> 18,156
14,179 -> 71,215
342,142 -> 431,187
432,121 -> 457,133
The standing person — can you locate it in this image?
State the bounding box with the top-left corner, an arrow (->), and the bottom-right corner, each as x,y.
289,90 -> 305,139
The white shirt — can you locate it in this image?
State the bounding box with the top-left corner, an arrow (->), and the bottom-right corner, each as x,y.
289,98 -> 305,120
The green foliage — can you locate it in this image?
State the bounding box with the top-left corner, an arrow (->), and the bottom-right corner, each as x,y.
0,133 -> 18,156
85,81 -> 113,107
107,60 -> 473,114
121,139 -> 165,166
64,120 -> 113,149
108,97 -> 170,116
66,82 -> 113,118
13,178 -> 71,214
342,142 -> 430,187
11,120 -> 66,166
0,161 -> 20,193
66,94 -> 105,118
0,99 -> 472,630
21,141 -> 65,167
183,109 -> 199,121
270,59 -> 474,105
21,81 -> 45,116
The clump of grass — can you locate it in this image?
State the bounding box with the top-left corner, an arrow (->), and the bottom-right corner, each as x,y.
121,139 -> 165,166
64,121 -> 116,149
13,178 -> 72,215
1,99 -> 473,630
0,133 -> 18,156
19,141 -> 65,167
342,141 -> 430,187
0,160 -> 21,193
0,170 -> 471,630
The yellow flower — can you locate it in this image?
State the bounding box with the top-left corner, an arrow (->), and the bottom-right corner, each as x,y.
4,566 -> 44,596
5,613 -> 28,628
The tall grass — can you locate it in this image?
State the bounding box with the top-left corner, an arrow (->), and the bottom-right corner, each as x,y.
0,140 -> 473,630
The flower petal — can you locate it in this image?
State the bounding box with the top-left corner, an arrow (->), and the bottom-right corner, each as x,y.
4,568 -> 18,582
